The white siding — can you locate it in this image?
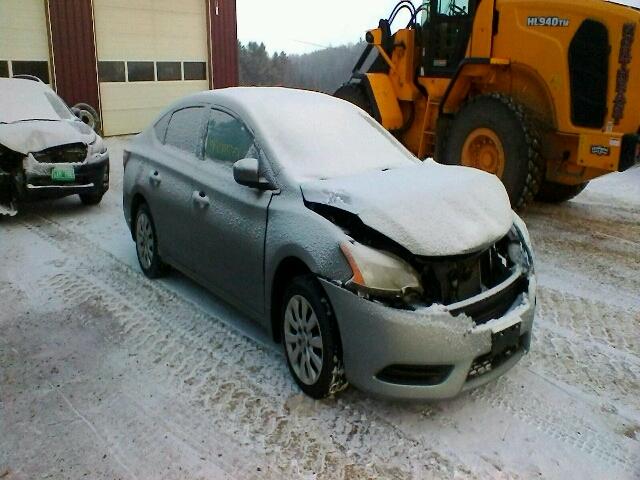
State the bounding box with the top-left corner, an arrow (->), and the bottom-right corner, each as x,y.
94,0 -> 209,135
0,0 -> 49,63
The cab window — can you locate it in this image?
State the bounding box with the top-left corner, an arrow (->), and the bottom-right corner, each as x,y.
205,109 -> 254,164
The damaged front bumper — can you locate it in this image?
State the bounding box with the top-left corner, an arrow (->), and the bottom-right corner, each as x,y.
17,150 -> 109,201
319,272 -> 536,400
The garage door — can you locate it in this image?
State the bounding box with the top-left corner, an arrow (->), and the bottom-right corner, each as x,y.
94,0 -> 210,136
0,0 -> 51,83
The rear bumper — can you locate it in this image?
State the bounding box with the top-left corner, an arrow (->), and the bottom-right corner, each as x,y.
319,274 -> 536,400
19,152 -> 109,201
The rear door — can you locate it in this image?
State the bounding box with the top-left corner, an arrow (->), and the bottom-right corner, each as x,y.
190,107 -> 273,315
148,105 -> 207,269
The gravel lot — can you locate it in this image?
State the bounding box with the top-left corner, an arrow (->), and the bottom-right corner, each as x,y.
1,137 -> 639,479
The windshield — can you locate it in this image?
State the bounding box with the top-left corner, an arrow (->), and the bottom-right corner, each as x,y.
0,79 -> 75,124
256,93 -> 420,181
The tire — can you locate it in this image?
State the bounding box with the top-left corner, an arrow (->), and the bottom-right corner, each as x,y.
536,180 -> 589,203
72,102 -> 102,134
80,162 -> 109,206
334,83 -> 374,117
281,275 -> 347,399
134,203 -> 167,279
441,93 -> 544,210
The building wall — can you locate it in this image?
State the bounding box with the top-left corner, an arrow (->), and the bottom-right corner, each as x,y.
47,0 -> 101,111
0,0 -> 50,82
1,0 -> 239,137
208,0 -> 239,88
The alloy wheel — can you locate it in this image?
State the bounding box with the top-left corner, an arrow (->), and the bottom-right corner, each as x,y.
284,295 -> 324,385
136,211 -> 154,270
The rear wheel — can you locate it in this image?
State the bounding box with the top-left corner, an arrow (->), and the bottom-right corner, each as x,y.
281,275 -> 347,399
536,180 -> 589,203
334,83 -> 374,117
134,203 -> 167,278
441,93 -> 544,210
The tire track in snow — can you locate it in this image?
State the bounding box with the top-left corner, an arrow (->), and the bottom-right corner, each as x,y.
38,272 -> 466,479
23,213 -> 640,475
536,287 -> 640,358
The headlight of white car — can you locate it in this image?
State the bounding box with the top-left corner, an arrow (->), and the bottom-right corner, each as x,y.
87,135 -> 107,156
340,240 -> 423,297
510,214 -> 534,272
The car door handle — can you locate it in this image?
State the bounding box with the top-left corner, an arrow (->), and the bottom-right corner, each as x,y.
149,171 -> 161,186
192,191 -> 210,208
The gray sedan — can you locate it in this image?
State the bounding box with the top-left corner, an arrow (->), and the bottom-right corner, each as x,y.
123,87 -> 536,400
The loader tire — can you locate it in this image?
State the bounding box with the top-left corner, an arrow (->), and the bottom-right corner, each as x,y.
441,93 -> 544,210
334,83 -> 374,117
536,180 -> 589,203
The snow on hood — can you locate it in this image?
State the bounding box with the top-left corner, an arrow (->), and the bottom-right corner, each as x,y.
0,120 -> 95,155
301,162 -> 513,257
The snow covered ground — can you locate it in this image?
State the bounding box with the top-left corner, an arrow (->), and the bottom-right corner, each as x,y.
1,136 -> 638,479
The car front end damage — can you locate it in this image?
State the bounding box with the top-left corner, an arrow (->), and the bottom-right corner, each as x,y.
313,201 -> 536,399
0,138 -> 109,215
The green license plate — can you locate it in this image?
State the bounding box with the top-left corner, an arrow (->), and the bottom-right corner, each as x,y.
51,166 -> 75,182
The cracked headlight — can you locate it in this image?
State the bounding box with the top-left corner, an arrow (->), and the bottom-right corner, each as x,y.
340,241 -> 422,297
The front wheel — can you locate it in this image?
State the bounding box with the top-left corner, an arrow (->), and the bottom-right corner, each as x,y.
281,275 -> 347,399
441,93 -> 545,210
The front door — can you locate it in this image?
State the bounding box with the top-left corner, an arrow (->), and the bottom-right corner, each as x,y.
190,107 -> 272,316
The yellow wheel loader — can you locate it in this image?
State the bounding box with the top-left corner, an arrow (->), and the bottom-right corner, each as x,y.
335,0 -> 640,209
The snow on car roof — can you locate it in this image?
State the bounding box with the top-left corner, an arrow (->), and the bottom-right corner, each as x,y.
193,87 -> 420,182
0,78 -> 74,124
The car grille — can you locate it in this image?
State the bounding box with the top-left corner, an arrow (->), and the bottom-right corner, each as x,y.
376,364 -> 453,386
32,143 -> 87,164
415,235 -> 528,323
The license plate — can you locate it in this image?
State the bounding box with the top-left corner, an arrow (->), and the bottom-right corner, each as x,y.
51,166 -> 75,182
491,323 -> 521,356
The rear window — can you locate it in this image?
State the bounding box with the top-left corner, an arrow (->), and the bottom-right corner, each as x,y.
164,107 -> 205,156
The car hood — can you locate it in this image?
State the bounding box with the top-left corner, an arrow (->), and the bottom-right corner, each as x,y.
300,162 -> 514,257
0,119 -> 95,155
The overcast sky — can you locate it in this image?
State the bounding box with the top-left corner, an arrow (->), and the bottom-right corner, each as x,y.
236,0 -> 640,55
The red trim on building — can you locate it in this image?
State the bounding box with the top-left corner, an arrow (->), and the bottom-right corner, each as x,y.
207,0 -> 239,89
46,0 -> 100,113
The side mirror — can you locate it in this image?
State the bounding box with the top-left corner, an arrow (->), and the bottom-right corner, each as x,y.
233,157 -> 273,190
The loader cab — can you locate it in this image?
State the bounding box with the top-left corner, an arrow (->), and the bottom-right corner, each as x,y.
421,0 -> 478,77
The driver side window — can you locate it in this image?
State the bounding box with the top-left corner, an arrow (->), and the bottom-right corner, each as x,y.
205,109 -> 254,164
